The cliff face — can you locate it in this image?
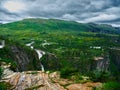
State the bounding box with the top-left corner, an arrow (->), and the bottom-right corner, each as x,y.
109,48 -> 120,72
0,44 -> 41,72
9,45 -> 41,71
93,56 -> 110,72
42,53 -> 110,73
41,53 -> 61,71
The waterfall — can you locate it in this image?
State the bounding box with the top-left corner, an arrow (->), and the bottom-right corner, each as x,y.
26,41 -> 34,49
35,49 -> 45,72
26,41 -> 34,46
26,41 -> 45,72
0,40 -> 5,49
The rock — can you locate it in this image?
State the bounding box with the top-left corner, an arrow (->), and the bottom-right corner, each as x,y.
83,82 -> 102,88
109,48 -> 120,71
1,71 -> 66,90
1,63 -> 14,79
66,84 -> 91,90
93,56 -> 110,72
1,63 -> 101,90
9,45 -> 40,71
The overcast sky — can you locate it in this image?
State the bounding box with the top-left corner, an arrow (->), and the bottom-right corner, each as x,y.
0,0 -> 120,26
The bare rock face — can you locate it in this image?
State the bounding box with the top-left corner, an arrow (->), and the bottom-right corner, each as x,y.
66,84 -> 90,90
93,56 -> 110,72
109,48 -> 120,71
66,82 -> 101,90
1,62 -> 14,79
1,63 -> 65,90
1,70 -> 102,90
1,64 -> 101,90
9,46 -> 40,71
1,71 -> 66,90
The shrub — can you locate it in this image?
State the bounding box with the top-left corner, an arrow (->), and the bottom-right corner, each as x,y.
60,67 -> 78,78
0,82 -> 13,90
90,70 -> 111,82
102,81 -> 120,90
93,81 -> 120,90
0,67 -> 3,79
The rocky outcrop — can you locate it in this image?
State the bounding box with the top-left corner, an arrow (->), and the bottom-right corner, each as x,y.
41,52 -> 61,71
93,56 -> 110,72
1,63 -> 101,90
1,62 -> 14,79
66,84 -> 90,90
1,71 -> 65,90
66,83 -> 101,90
1,63 -> 64,90
109,48 -> 120,71
9,45 -> 40,71
1,71 -> 101,90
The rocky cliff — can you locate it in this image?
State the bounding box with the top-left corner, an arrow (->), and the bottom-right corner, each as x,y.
93,56 -> 110,72
109,48 -> 120,72
9,45 -> 40,71
0,43 -> 41,72
0,63 -> 101,90
109,48 -> 120,82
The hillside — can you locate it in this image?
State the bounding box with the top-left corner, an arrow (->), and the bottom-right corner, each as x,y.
0,18 -> 120,90
0,18 -> 120,34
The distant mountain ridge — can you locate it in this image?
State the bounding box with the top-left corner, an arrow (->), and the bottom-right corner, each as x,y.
0,18 -> 120,34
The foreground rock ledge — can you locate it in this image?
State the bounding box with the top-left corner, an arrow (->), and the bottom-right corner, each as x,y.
0,65 -> 101,90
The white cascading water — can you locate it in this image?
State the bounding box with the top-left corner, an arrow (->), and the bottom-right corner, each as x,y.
26,41 -> 34,49
0,40 -> 5,49
26,41 -> 45,72
26,41 -> 34,46
35,49 -> 45,72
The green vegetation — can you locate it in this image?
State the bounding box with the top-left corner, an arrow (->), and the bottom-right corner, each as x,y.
0,67 -> 3,79
0,18 -> 120,87
90,71 -> 111,82
93,81 -> 120,90
0,82 -> 13,90
60,67 -> 78,78
102,82 -> 120,90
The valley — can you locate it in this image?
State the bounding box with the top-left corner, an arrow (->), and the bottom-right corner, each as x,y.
0,18 -> 120,90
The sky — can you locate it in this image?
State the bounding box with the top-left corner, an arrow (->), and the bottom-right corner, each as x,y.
0,0 -> 120,27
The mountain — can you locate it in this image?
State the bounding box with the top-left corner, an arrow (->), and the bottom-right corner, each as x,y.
0,18 -> 120,34
0,18 -> 120,89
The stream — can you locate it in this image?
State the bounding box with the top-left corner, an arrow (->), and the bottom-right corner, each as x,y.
35,49 -> 45,72
26,41 -> 45,72
0,40 -> 5,49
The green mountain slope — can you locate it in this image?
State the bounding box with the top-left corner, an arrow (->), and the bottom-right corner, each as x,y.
0,18 -> 120,86
0,18 -> 119,34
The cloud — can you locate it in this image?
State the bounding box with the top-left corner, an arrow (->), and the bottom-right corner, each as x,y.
84,14 -> 119,22
3,1 -> 26,13
0,0 -> 120,26
62,14 -> 78,20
